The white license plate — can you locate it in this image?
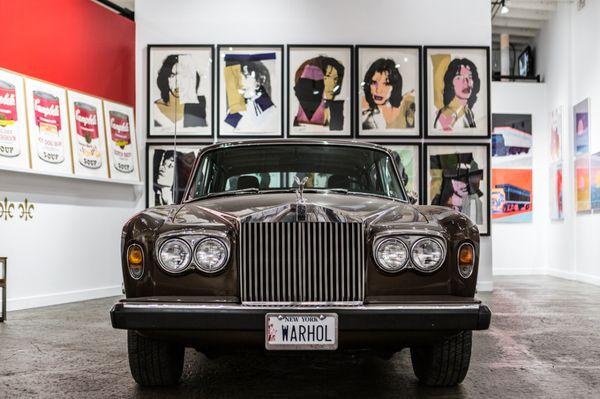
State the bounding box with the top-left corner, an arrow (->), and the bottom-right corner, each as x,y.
265,313 -> 338,350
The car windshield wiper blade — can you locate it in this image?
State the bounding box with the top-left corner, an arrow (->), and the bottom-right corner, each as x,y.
189,188 -> 260,201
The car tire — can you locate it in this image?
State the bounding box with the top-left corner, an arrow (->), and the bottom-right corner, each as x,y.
410,330 -> 472,387
127,330 -> 185,387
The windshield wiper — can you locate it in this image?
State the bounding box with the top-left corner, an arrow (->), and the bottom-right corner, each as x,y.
188,188 -> 260,201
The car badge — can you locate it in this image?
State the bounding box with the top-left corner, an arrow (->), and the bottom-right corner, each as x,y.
294,176 -> 308,221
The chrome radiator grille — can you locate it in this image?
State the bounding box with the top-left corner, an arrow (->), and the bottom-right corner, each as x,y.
239,222 -> 365,303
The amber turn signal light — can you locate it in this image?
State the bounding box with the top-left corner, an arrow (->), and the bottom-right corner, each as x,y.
127,244 -> 144,280
457,243 -> 475,279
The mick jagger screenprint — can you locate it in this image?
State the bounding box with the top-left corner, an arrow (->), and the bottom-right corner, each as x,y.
424,46 -> 490,138
425,143 -> 490,235
218,45 -> 283,137
288,45 -> 353,137
356,46 -> 421,137
148,45 -> 213,138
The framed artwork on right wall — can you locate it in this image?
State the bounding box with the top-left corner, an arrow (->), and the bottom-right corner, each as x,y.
573,98 -> 590,155
424,46 -> 490,139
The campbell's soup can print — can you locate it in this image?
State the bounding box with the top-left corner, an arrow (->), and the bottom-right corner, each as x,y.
74,102 -> 102,169
109,110 -> 134,173
33,90 -> 64,164
0,79 -> 20,158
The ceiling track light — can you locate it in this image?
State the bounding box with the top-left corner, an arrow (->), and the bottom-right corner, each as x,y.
501,0 -> 510,14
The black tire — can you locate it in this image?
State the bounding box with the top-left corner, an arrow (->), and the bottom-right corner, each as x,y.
127,330 -> 185,387
410,330 -> 472,387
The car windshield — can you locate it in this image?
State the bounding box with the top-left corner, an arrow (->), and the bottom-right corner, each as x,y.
188,144 -> 406,201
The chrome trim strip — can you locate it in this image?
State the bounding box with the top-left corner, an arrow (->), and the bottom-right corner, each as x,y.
120,302 -> 482,311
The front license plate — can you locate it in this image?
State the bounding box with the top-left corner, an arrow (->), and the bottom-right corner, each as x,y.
265,313 -> 338,350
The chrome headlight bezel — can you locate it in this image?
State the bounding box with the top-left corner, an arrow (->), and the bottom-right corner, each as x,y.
374,237 -> 410,273
410,237 -> 446,273
157,238 -> 193,274
193,237 -> 230,274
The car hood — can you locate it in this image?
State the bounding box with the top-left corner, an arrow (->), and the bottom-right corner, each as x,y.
169,193 -> 433,230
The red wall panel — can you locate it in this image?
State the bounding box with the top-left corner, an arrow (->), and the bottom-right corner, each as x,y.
2,0 -> 135,106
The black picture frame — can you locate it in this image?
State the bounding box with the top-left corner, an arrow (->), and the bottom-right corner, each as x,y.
287,44 -> 355,138
355,45 -> 423,139
380,142 -> 423,204
423,46 -> 491,140
423,142 -> 491,236
145,142 -> 205,208
146,44 -> 215,140
216,44 -> 284,139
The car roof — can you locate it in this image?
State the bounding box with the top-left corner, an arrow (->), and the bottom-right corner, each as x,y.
198,138 -> 393,154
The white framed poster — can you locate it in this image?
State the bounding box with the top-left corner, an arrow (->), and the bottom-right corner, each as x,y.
217,45 -> 283,138
67,90 -> 109,178
0,68 -> 29,169
356,46 -> 421,138
146,143 -> 203,208
103,100 -> 140,182
383,143 -> 421,200
550,106 -> 563,162
24,78 -> 73,174
147,45 -> 213,138
288,45 -> 353,137
424,46 -> 490,138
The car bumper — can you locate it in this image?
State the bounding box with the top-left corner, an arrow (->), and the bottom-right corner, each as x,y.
110,299 -> 491,332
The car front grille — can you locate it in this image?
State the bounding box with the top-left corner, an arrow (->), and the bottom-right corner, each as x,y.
239,222 -> 365,304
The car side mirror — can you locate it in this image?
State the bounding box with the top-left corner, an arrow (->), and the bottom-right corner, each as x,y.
407,190 -> 419,205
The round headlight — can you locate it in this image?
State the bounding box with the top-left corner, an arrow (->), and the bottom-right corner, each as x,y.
158,238 -> 192,273
194,238 -> 229,273
411,237 -> 445,272
374,238 -> 409,273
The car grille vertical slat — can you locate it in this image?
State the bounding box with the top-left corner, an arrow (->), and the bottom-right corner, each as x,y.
240,222 -> 364,304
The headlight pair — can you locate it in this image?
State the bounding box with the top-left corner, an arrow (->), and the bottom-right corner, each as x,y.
374,236 -> 446,273
158,237 -> 229,274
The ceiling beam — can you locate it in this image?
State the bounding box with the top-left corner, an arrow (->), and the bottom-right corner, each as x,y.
507,0 -> 558,12
492,7 -> 553,21
492,26 -> 538,37
493,16 -> 545,29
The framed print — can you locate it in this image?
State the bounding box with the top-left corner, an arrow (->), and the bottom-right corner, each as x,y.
382,143 -> 421,201
356,46 -> 421,138
575,155 -> 590,213
66,90 -> 109,178
425,143 -> 490,235
288,45 -> 353,137
591,152 -> 600,211
217,45 -> 283,138
147,45 -> 213,138
492,114 -> 532,167
573,98 -> 590,155
550,106 -> 563,162
550,162 -> 563,221
24,78 -> 72,174
103,100 -> 140,182
0,68 -> 29,169
491,168 -> 532,223
424,46 -> 490,138
146,143 -> 203,208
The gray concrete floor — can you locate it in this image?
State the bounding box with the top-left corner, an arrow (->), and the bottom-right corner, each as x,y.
1,276 -> 599,398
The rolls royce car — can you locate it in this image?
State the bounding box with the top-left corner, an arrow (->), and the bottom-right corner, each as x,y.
110,139 -> 491,387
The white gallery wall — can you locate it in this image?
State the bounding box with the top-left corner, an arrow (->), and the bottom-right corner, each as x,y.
1,173 -> 143,311
136,0 -> 494,291
491,82 -> 550,275
534,0 -> 600,285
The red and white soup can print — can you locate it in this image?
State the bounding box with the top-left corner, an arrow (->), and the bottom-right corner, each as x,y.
0,79 -> 20,158
109,110 -> 134,173
74,102 -> 102,169
33,90 -> 64,164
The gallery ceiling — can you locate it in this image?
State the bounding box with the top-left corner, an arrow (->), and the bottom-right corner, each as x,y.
491,0 -> 561,51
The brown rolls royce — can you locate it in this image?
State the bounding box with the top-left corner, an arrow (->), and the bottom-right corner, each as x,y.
110,139 -> 491,387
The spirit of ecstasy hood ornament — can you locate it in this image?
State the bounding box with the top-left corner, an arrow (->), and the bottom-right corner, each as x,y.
294,176 -> 308,221
294,176 -> 308,204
